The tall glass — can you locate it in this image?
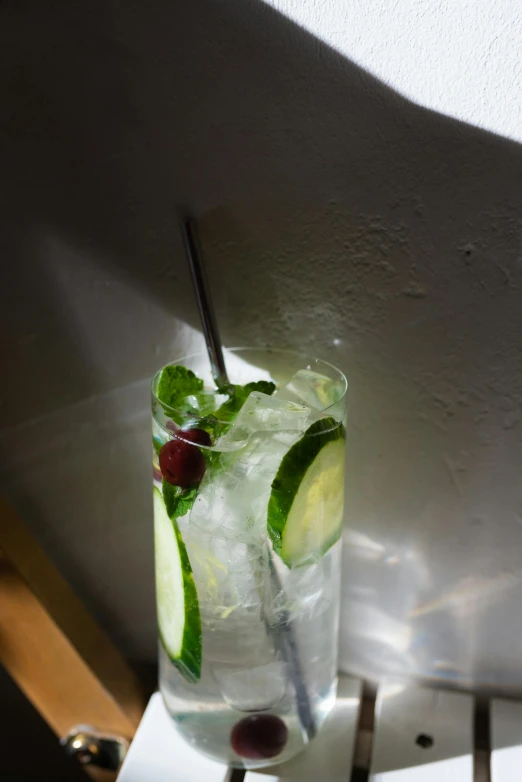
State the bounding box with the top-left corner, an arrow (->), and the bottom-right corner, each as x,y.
151,348 -> 347,769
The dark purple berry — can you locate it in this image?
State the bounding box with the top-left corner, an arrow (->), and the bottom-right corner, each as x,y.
230,714 -> 288,760
180,427 -> 212,447
159,438 -> 206,488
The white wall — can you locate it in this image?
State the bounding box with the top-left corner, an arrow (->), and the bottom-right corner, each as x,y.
271,0 -> 522,143
1,0 -> 522,691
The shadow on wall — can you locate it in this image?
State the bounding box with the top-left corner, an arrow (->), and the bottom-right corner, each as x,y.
2,0 -> 522,687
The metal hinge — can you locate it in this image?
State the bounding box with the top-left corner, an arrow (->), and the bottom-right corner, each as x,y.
61,725 -> 129,771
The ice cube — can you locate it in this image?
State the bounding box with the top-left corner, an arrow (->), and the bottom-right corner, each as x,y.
212,658 -> 286,712
182,521 -> 266,620
220,391 -> 311,447
183,390 -> 228,416
275,369 -> 344,413
188,445 -> 266,543
189,392 -> 312,544
268,555 -> 335,623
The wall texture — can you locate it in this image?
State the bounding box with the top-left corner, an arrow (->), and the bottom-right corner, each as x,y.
1,0 -> 522,692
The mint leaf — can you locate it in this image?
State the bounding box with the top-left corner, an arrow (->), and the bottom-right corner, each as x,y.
215,380 -> 276,423
152,436 -> 164,455
162,479 -> 198,520
157,366 -> 203,411
246,380 -> 277,396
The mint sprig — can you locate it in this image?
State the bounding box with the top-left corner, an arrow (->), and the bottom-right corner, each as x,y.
215,380 -> 276,422
156,363 -> 276,431
157,366 -> 203,411
162,479 -> 198,520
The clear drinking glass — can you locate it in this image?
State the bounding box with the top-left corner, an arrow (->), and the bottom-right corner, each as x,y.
151,348 -> 347,769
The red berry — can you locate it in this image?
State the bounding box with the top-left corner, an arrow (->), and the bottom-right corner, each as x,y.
180,427 -> 212,447
230,715 -> 288,760
159,438 -> 206,488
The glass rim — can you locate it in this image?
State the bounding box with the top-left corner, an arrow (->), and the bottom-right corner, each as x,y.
151,345 -> 348,422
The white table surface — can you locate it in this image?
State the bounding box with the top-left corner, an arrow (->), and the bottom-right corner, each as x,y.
491,698 -> 522,782
369,683 -> 474,782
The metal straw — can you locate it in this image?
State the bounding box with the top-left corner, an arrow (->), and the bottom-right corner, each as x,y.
182,219 -> 230,391
181,217 -> 317,743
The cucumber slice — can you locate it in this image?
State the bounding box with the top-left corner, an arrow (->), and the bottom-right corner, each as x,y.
268,417 -> 345,568
153,487 -> 202,682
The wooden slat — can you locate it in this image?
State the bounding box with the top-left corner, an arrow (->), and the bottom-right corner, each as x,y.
0,494 -> 146,740
246,676 -> 362,781
491,698 -> 522,782
369,683 -> 474,781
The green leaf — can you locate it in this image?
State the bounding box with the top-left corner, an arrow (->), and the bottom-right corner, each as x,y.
215,380 -> 276,423
156,366 -> 204,411
162,479 -> 198,521
152,436 -> 164,455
